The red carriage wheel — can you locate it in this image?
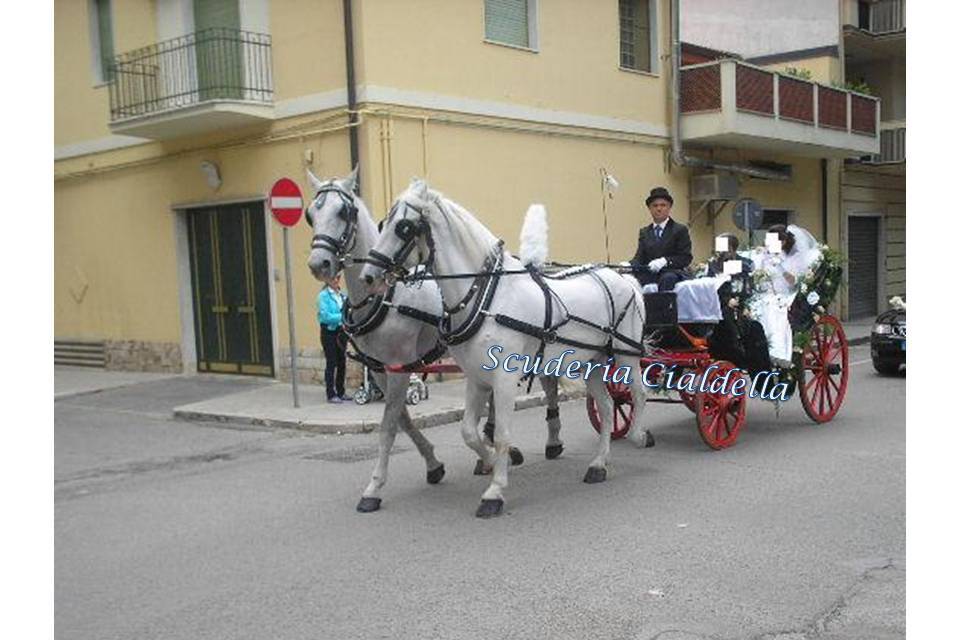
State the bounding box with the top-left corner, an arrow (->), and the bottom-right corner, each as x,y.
586,378 -> 635,440
695,361 -> 748,450
799,315 -> 849,423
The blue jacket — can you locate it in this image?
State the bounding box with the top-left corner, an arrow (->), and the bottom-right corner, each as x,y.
317,288 -> 345,330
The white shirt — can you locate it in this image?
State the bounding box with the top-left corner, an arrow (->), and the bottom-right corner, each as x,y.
652,218 -> 670,237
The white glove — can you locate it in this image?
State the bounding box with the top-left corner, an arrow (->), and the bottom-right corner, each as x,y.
648,257 -> 668,273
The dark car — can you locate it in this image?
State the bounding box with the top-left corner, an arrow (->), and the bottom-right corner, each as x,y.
870,307 -> 906,375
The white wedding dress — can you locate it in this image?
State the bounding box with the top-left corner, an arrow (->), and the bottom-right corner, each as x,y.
748,226 -> 822,364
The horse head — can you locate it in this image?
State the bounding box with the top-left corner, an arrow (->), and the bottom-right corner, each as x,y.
305,167 -> 361,282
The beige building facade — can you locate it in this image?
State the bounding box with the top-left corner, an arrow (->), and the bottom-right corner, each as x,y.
55,0 -> 881,377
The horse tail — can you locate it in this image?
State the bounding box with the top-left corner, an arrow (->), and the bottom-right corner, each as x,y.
519,204 -> 549,269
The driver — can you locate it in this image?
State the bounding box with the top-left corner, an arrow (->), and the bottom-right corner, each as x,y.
629,187 -> 692,291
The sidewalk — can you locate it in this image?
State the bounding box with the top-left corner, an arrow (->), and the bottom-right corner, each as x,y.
55,366 -> 182,399
173,378 -> 586,434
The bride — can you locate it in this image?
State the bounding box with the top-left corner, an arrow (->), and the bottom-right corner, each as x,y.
749,224 -> 822,365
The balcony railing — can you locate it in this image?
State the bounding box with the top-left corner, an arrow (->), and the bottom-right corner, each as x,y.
681,59 -> 880,137
108,28 -> 273,122
864,126 -> 905,164
868,0 -> 905,34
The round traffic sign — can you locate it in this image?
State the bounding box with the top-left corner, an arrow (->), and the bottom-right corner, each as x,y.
269,178 -> 304,227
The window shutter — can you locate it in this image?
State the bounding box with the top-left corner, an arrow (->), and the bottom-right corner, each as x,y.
485,0 -> 530,48
96,0 -> 114,81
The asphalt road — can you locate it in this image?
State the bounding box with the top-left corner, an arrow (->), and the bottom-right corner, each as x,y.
55,344 -> 904,640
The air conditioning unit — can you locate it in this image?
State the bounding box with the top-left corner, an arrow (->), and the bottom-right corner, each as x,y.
690,173 -> 739,202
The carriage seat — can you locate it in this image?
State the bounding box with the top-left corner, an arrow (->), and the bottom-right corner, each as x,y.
641,277 -> 727,324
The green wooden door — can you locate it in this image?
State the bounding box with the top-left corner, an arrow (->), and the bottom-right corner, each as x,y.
194,0 -> 243,100
188,203 -> 274,376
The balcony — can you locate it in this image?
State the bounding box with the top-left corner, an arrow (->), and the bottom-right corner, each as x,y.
843,0 -> 904,63
862,124 -> 905,164
108,29 -> 274,140
680,59 -> 880,158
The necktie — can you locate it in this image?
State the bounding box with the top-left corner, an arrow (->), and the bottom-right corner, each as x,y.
655,225 -> 662,240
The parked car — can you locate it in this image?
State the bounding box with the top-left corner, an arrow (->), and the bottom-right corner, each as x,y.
871,303 -> 906,375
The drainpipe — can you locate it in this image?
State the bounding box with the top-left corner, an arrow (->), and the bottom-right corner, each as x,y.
668,0 -> 790,182
820,158 -> 829,243
343,0 -> 360,192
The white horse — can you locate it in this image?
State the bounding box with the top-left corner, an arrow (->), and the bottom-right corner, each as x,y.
304,170 -> 564,513
361,179 -> 653,518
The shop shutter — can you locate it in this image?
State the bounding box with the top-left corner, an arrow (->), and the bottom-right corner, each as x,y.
848,216 -> 879,318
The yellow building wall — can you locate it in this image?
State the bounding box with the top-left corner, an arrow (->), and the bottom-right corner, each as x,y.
356,112 -> 688,268
55,123 -> 353,368
355,0 -> 670,127
55,0 -> 347,148
759,55 -> 843,85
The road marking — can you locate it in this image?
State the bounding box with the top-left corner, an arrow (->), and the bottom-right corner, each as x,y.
851,359 -> 872,366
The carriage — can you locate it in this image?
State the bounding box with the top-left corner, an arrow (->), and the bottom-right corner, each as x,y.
585,258 -> 849,449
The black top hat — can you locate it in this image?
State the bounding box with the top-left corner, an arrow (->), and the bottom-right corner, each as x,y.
645,187 -> 674,206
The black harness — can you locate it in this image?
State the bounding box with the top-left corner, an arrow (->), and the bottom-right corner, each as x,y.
306,184 -> 447,374
368,205 -> 650,379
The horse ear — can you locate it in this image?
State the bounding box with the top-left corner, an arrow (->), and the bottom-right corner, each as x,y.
341,166 -> 359,194
409,178 -> 428,198
306,168 -> 325,192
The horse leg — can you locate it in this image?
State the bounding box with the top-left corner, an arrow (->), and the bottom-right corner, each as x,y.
356,372 -> 406,512
622,358 -> 655,449
477,377 -> 518,518
399,406 -> 446,484
583,367 -> 613,483
461,380 -> 494,475
482,391 -> 525,468
540,376 -> 564,459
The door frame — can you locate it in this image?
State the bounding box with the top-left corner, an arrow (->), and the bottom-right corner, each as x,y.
172,196 -> 280,376
844,210 -> 887,319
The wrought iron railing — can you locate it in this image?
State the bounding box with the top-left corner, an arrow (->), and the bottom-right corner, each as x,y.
108,28 -> 273,121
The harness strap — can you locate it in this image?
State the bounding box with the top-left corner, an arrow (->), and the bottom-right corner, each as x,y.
394,304 -> 443,327
441,243 -> 505,346
343,285 -> 395,337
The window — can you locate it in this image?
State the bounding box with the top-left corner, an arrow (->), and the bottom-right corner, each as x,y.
484,0 -> 537,50
90,0 -> 115,83
619,0 -> 653,72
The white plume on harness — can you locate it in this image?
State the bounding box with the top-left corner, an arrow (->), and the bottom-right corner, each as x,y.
519,204 -> 549,269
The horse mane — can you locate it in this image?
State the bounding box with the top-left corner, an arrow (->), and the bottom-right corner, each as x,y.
399,183 -> 501,268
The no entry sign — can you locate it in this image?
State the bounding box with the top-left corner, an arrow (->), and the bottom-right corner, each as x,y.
269,178 -> 304,227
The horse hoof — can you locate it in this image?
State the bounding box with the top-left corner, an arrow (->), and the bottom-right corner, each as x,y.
483,421 -> 495,444
545,444 -> 564,460
473,459 -> 492,476
475,498 -> 504,518
356,496 -> 382,513
509,447 -> 524,466
643,430 -> 656,448
426,463 -> 445,485
583,467 -> 607,484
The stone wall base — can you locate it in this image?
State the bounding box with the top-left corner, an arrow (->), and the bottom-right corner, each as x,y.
104,340 -> 183,373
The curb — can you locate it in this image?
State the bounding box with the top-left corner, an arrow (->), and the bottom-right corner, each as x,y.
173,387 -> 588,435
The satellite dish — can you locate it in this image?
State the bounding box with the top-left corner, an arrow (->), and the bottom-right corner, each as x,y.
733,198 -> 763,231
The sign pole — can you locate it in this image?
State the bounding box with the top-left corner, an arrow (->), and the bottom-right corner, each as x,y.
269,177 -> 306,409
282,226 -> 300,408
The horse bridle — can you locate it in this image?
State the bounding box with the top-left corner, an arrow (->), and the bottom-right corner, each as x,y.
305,183 -> 360,266
365,199 -> 435,282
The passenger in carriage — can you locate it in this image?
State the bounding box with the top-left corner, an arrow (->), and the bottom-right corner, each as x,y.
703,234 -> 772,376
629,187 -> 692,291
